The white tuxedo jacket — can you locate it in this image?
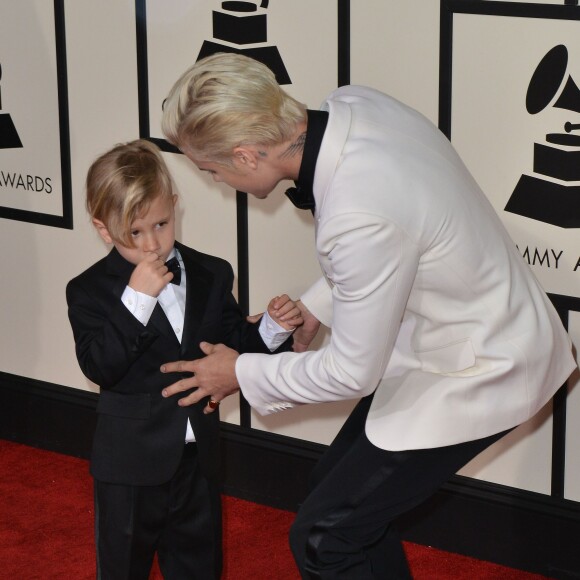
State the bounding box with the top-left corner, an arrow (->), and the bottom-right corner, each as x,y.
237,86 -> 576,451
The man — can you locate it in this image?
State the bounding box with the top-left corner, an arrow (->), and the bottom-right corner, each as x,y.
159,52 -> 576,578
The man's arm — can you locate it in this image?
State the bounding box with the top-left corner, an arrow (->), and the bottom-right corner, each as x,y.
160,297 -> 318,412
161,214 -> 418,414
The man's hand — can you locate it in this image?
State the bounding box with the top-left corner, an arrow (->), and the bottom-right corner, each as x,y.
161,342 -> 240,413
292,300 -> 321,352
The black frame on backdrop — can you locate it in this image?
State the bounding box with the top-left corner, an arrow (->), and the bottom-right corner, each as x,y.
134,0 -> 350,427
549,293 -> 580,499
439,0 -> 580,499
439,0 -> 580,139
0,0 -> 72,230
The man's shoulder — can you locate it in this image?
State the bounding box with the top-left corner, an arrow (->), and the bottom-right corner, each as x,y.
326,85 -> 396,108
326,85 -> 426,129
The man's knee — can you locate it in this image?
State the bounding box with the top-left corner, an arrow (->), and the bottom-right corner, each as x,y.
290,514 -> 329,576
290,516 -> 342,577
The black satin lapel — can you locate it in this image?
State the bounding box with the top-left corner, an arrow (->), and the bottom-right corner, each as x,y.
180,256 -> 212,354
149,302 -> 179,342
106,248 -> 135,299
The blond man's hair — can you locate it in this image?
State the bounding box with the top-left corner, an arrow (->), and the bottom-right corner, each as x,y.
161,52 -> 307,165
86,139 -> 175,247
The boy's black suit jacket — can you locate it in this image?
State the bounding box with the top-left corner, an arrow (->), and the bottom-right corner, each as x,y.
66,241 -> 289,486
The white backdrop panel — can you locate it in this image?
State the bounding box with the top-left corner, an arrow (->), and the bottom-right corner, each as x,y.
350,1 -> 440,125
448,11 -> 580,494
0,1 -> 65,218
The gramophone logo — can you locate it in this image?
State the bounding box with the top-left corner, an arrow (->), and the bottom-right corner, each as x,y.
0,63 -> 23,149
196,0 -> 291,84
505,45 -> 580,228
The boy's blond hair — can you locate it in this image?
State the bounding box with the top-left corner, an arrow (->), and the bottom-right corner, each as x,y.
161,52 -> 307,165
86,139 -> 175,247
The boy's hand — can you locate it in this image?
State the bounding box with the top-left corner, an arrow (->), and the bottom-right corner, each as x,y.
128,253 -> 174,297
268,294 -> 304,331
292,300 -> 321,352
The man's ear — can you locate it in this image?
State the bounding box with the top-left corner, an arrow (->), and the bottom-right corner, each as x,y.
232,146 -> 259,170
92,218 -> 114,244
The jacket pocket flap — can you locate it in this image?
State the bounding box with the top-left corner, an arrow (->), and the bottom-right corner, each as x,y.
415,338 -> 475,374
96,391 -> 151,419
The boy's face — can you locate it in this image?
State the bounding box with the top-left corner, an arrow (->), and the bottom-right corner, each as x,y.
94,194 -> 177,265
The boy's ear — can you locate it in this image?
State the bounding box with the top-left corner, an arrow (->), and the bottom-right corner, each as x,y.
92,218 -> 113,244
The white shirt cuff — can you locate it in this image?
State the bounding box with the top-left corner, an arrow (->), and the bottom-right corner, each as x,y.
259,311 -> 293,351
121,286 -> 157,326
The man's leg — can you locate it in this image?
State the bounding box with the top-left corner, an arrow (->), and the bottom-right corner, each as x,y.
290,397 -> 509,579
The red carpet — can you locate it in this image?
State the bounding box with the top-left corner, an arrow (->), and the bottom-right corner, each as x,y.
0,440 -> 552,579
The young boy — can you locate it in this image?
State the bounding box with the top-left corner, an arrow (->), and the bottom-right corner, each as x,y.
66,139 -> 301,580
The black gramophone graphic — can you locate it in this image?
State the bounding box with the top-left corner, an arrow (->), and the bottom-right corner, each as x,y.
0,63 -> 23,149
505,45 -> 580,228
196,0 -> 291,84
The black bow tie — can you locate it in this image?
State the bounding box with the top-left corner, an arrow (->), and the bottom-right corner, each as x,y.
165,257 -> 181,285
285,186 -> 315,211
